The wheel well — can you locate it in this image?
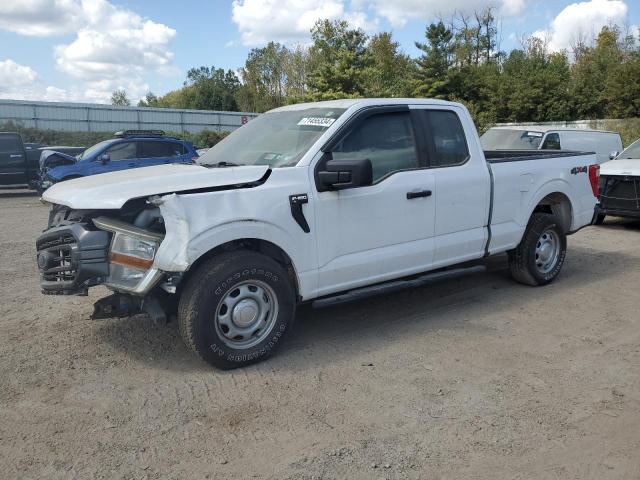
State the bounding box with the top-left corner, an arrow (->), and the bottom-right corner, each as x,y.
533,192 -> 572,233
182,239 -> 300,298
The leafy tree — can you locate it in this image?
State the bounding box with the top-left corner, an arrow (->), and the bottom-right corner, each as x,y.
571,27 -> 623,118
307,19 -> 369,99
137,92 -> 158,107
413,21 -> 454,98
111,89 -> 130,106
362,32 -> 414,97
181,66 -> 241,111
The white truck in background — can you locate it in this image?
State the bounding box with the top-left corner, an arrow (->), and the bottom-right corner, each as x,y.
481,126 -> 623,164
37,99 -> 599,369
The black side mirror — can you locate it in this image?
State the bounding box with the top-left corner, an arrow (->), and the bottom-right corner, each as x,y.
318,158 -> 373,190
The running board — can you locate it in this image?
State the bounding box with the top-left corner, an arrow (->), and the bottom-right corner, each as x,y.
311,265 -> 486,309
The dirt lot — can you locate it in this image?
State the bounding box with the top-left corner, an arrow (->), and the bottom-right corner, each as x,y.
1,189 -> 639,480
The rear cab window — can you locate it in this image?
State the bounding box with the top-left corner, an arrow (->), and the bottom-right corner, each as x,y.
418,110 -> 470,167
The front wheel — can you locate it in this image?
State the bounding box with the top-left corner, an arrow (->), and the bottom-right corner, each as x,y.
508,213 -> 567,286
178,251 -> 296,369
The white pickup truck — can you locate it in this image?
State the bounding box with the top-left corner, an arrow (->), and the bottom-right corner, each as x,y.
37,99 -> 600,369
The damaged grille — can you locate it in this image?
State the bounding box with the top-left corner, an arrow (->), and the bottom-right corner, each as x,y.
599,175 -> 640,212
37,233 -> 77,283
36,223 -> 111,295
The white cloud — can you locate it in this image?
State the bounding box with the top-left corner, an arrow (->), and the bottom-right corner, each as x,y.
0,0 -> 177,103
0,59 -> 70,101
534,0 -> 629,51
366,0 -> 525,28
0,0 -> 83,36
232,0 -> 345,46
231,0 -> 525,45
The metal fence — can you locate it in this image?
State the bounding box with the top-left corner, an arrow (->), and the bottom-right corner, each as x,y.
0,99 -> 258,134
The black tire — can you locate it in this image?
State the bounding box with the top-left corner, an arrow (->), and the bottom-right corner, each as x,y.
593,213 -> 606,225
508,212 -> 567,286
178,250 -> 296,369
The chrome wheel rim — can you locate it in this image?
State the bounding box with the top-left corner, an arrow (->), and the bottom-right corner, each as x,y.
535,229 -> 560,274
214,280 -> 279,349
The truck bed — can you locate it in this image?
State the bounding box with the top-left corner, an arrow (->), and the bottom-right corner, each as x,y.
484,150 -> 594,163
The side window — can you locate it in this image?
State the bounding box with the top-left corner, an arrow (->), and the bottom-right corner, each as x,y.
541,133 -> 561,150
141,141 -> 184,158
105,142 -> 137,161
332,112 -> 418,181
0,135 -> 22,153
423,110 -> 469,167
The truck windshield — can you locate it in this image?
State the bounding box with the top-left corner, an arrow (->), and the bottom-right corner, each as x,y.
198,108 -> 346,168
618,139 -> 640,159
481,128 -> 544,150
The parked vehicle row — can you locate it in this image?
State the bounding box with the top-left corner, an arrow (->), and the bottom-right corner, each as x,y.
36,98 -> 600,369
0,130 -> 199,194
0,132 -> 85,189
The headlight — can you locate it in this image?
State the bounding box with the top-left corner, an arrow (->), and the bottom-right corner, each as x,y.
93,217 -> 164,293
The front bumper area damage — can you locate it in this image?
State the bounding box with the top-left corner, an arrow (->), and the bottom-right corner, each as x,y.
36,215 -> 165,297
36,223 -> 110,295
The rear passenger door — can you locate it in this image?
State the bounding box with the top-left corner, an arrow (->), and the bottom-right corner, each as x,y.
0,134 -> 27,186
139,141 -> 187,167
412,107 -> 491,266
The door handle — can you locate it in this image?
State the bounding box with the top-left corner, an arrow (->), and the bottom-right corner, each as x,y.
406,189 -> 432,200
10,154 -> 22,158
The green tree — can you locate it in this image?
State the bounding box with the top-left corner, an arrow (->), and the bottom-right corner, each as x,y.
182,66 -> 241,111
362,32 -> 414,97
111,89 -> 130,106
307,19 -> 369,99
571,27 -> 623,118
413,21 -> 454,98
137,92 -> 158,107
237,42 -> 289,112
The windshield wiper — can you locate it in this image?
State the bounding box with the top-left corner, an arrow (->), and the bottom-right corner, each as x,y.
209,161 -> 244,168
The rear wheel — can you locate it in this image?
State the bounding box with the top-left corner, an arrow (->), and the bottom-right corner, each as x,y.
178,251 -> 296,369
508,213 -> 567,286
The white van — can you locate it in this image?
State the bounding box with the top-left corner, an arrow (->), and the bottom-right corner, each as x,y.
481,126 -> 623,164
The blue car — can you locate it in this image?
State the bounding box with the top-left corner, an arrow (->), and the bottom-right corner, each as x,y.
38,130 -> 197,191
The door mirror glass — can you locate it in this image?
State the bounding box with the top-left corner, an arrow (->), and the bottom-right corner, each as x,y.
609,150 -> 620,160
318,158 -> 373,190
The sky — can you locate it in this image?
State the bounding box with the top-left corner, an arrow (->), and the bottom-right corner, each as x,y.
0,0 -> 638,104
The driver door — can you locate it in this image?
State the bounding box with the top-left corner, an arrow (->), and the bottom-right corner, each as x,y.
311,108 -> 436,297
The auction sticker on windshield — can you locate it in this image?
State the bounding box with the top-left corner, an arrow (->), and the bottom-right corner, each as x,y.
298,117 -> 336,128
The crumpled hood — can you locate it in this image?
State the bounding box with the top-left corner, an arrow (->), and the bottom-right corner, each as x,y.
600,159 -> 640,176
42,163 -> 270,209
40,150 -> 77,169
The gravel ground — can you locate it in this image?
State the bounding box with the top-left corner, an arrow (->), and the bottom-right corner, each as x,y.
1,189 -> 639,480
